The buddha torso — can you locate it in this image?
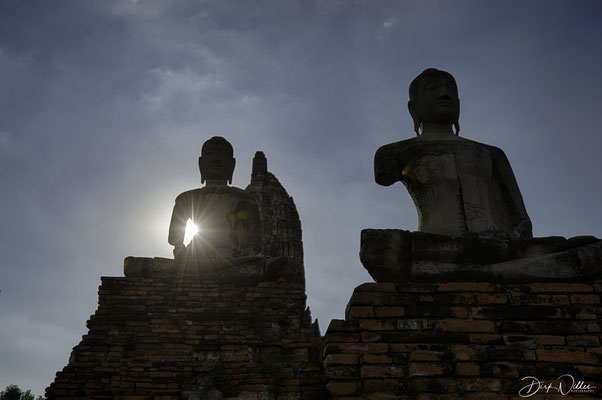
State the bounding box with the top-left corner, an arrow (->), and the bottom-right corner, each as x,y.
375,136 -> 510,236
168,185 -> 262,260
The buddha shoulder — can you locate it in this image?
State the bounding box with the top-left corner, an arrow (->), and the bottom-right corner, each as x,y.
176,186 -> 255,201
175,189 -> 202,202
375,137 -> 417,157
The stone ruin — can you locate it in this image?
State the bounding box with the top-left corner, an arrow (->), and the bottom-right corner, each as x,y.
47,70 -> 602,399
47,139 -> 324,400
324,68 -> 602,399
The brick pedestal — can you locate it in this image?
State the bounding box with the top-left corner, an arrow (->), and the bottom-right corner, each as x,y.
47,277 -> 324,399
324,282 -> 602,399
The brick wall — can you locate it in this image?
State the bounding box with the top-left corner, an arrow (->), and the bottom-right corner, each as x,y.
324,282 -> 602,399
47,274 -> 602,399
47,277 -> 324,399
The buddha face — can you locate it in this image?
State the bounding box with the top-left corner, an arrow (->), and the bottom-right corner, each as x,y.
409,70 -> 460,130
199,137 -> 236,184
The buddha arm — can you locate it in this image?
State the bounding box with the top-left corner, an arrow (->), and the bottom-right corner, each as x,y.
490,146 -> 532,238
168,195 -> 188,248
374,144 -> 403,186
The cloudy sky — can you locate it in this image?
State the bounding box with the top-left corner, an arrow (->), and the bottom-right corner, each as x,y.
1,0 -> 601,395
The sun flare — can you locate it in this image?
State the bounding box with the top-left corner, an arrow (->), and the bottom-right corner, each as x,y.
183,218 -> 199,246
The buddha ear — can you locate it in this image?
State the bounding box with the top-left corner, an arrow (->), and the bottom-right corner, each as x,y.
227,157 -> 236,185
408,100 -> 420,136
454,98 -> 461,136
198,156 -> 206,184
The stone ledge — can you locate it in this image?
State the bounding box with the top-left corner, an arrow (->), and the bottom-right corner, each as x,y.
123,255 -> 301,285
360,229 -> 602,283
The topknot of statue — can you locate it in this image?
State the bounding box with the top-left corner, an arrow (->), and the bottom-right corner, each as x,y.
201,136 -> 233,155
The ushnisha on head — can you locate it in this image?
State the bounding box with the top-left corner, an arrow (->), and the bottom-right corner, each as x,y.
199,136 -> 236,186
408,68 -> 460,136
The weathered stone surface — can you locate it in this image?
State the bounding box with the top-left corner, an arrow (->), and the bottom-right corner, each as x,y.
246,151 -> 305,285
359,229 -> 411,282
124,255 -> 299,284
365,69 -> 602,286
360,229 -> 602,283
323,282 -> 602,399
374,68 -> 532,239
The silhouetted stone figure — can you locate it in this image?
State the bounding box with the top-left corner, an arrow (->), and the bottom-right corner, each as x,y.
361,68 -> 601,283
125,139 -> 304,283
375,68 -> 532,239
168,137 -> 262,263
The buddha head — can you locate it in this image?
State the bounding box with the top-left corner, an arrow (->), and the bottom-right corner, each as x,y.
408,68 -> 460,135
199,136 -> 236,185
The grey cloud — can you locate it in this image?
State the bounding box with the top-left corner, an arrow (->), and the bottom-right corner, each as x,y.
1,0 -> 601,396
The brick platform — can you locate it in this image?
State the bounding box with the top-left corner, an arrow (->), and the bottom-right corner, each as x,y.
47,277 -> 324,399
324,282 -> 602,399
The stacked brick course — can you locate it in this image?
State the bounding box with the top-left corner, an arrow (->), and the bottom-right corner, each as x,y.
47,276 -> 324,399
324,282 -> 602,399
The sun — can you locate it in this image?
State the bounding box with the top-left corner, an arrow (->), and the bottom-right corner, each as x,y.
183,218 -> 199,246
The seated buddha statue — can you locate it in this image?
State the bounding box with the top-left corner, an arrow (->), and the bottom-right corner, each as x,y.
374,68 -> 532,240
168,136 -> 262,264
361,68 -> 600,283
